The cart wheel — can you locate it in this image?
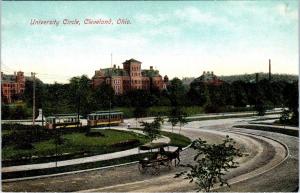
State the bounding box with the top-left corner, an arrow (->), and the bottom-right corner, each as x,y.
168,160 -> 172,170
152,162 -> 160,175
138,163 -> 146,174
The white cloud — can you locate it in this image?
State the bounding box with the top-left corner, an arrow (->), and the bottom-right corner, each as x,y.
147,26 -> 181,38
174,6 -> 233,27
51,35 -> 65,41
175,6 -> 217,24
134,13 -> 169,25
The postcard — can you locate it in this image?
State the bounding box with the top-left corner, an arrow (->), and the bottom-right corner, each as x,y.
1,1 -> 298,192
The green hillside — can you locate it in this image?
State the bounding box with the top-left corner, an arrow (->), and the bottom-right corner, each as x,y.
182,73 -> 298,85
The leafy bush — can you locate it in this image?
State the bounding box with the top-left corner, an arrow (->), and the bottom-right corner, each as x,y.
15,141 -> 34,150
204,104 -> 224,113
85,131 -> 105,137
175,136 -> 242,192
111,139 -> 140,148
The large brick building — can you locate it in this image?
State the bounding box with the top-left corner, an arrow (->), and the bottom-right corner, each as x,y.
196,71 -> 224,86
92,59 -> 168,94
1,71 -> 25,103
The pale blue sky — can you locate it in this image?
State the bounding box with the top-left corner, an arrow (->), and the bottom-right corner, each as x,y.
1,1 -> 298,83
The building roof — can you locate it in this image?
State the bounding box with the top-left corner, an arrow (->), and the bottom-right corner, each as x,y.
101,68 -> 129,77
122,58 -> 142,64
192,71 -> 223,86
141,69 -> 160,77
1,74 -> 17,83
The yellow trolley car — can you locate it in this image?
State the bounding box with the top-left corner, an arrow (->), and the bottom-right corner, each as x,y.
87,111 -> 123,127
46,114 -> 82,129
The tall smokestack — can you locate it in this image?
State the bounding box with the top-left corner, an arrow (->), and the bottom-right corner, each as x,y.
269,59 -> 271,81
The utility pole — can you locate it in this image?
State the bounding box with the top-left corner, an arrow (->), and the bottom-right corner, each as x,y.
31,72 -> 36,125
111,53 -> 113,68
268,59 -> 271,81
55,128 -> 58,168
109,53 -> 112,129
76,81 -> 80,128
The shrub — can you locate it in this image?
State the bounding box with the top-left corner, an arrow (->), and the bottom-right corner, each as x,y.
111,139 -> 140,148
204,104 -> 224,113
85,131 -> 105,137
175,136 -> 242,192
15,141 -> 34,150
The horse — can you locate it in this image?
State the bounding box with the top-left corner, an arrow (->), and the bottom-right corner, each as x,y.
159,147 -> 182,166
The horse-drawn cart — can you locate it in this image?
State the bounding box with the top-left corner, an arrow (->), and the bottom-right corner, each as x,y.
138,154 -> 172,175
138,143 -> 182,175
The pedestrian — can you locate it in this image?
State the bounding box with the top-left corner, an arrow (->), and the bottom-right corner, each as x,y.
127,122 -> 130,129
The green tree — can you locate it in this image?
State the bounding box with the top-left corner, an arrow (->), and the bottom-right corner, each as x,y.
279,108 -> 290,124
167,78 -> 186,106
2,103 -> 10,119
133,106 -> 147,126
232,81 -> 248,107
69,75 -> 93,116
167,107 -> 179,133
128,90 -> 156,126
24,78 -> 45,110
188,80 -> 212,107
255,99 -> 266,116
175,136 -> 242,192
14,105 -> 27,119
43,82 -> 71,115
178,111 -> 188,134
140,116 -> 164,141
91,82 -> 115,110
283,81 -> 298,125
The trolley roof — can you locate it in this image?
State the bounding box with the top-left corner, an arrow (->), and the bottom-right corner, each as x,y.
46,114 -> 83,119
88,112 -> 123,116
89,110 -> 123,116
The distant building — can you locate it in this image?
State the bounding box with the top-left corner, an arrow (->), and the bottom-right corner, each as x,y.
1,71 -> 25,103
196,71 -> 223,86
92,58 -> 168,94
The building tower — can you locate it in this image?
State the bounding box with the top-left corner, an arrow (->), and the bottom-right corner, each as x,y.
123,58 -> 142,89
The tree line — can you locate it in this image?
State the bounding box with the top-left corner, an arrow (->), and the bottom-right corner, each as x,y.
2,75 -> 298,125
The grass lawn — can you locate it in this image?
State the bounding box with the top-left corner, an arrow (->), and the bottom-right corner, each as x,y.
2,129 -> 149,164
161,131 -> 191,148
131,128 -> 191,148
115,106 -> 204,118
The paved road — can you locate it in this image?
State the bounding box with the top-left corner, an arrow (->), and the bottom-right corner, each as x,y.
2,115 -> 298,192
81,118 -> 298,192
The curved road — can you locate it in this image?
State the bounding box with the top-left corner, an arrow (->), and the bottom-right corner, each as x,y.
2,116 -> 298,192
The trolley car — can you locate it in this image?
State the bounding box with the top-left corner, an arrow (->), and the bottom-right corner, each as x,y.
87,111 -> 123,127
46,114 -> 82,129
